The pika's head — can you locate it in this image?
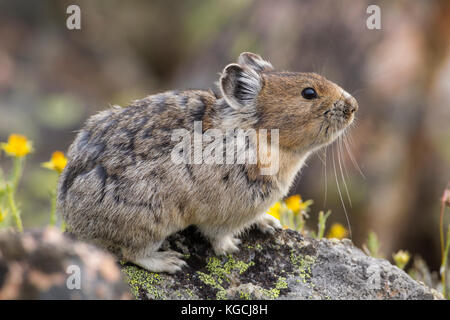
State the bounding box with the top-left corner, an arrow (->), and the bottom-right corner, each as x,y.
219,52 -> 358,153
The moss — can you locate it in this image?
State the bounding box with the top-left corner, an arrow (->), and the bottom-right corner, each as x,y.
122,264 -> 165,299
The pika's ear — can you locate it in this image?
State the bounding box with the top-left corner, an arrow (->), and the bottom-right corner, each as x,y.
238,52 -> 273,73
220,63 -> 262,110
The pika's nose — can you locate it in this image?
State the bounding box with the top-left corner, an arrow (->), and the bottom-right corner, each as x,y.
343,96 -> 358,115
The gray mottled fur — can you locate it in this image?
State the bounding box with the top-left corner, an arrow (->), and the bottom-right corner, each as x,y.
57,52 -> 357,273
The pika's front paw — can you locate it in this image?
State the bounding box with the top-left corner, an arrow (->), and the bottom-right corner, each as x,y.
133,250 -> 187,274
254,213 -> 282,235
212,236 -> 241,256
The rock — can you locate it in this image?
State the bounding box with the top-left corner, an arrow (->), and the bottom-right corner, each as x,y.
121,227 -> 442,300
0,227 -> 131,299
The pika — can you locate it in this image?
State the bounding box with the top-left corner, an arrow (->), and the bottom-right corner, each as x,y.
58,52 -> 358,273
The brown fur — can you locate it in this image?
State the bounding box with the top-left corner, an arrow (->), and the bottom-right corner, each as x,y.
57,52 -> 358,273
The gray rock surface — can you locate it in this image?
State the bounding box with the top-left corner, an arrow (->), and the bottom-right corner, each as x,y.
121,227 -> 442,300
0,227 -> 131,299
0,226 -> 441,300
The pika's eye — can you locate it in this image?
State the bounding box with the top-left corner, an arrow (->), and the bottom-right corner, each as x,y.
301,87 -> 318,100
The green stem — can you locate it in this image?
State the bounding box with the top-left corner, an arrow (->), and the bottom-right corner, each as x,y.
442,225 -> 450,299
288,209 -> 295,230
0,166 -> 5,184
4,157 -> 25,232
11,157 -> 23,193
6,183 -> 23,232
296,212 -> 305,234
317,210 -> 331,239
0,167 -> 6,215
440,192 -> 445,260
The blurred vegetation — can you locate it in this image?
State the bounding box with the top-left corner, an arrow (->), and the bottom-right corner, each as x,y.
0,0 -> 449,295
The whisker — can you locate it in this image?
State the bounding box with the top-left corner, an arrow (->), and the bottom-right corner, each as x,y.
323,147 -> 328,208
316,149 -> 326,165
332,128 -> 352,239
349,88 -> 368,99
340,133 -> 352,182
342,133 -> 365,179
337,136 -> 353,208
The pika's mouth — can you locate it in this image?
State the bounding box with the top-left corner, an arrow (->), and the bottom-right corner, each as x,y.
318,103 -> 356,143
328,98 -> 357,124
327,100 -> 356,119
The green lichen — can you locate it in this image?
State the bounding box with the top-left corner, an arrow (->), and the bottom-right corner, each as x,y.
196,255 -> 255,299
246,243 -> 263,250
260,276 -> 288,299
205,256 -> 255,278
167,288 -> 197,300
276,277 -> 288,289
290,250 -> 315,283
185,288 -> 194,298
240,291 -> 251,300
216,290 -> 228,300
197,271 -> 224,291
122,264 -> 165,299
260,288 -> 279,299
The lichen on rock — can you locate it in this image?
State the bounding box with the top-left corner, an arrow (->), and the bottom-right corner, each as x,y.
0,226 -> 442,300
120,226 -> 442,300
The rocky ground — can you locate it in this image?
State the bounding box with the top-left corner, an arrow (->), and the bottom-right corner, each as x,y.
0,227 -> 442,300
0,227 -> 130,299
121,226 -> 442,300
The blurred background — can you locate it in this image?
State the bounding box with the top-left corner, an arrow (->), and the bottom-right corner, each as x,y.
0,0 -> 449,273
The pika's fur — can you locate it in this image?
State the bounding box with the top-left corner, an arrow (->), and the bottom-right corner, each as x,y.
58,52 -> 358,273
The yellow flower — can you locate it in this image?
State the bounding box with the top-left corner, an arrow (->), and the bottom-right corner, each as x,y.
267,201 -> 281,220
393,250 -> 411,270
42,151 -> 68,174
285,194 -> 313,213
1,134 -> 33,157
0,207 -> 5,223
327,223 -> 349,239
285,195 -> 301,212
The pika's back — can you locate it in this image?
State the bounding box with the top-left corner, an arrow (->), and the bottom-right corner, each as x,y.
58,89 -> 217,203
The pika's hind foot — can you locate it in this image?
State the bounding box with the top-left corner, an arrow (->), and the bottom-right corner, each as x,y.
254,213 -> 282,235
132,251 -> 187,274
